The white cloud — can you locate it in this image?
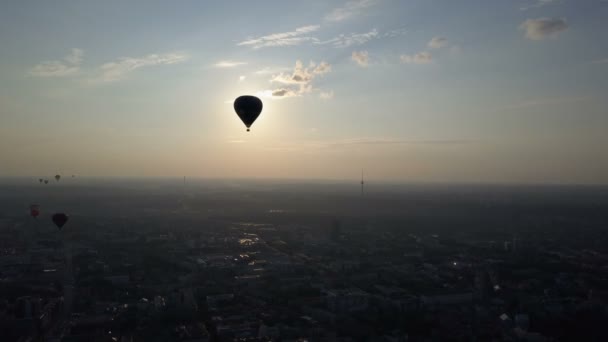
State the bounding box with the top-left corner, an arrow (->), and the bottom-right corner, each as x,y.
261,60 -> 332,99
28,48 -> 84,77
93,52 -> 189,83
400,52 -> 432,64
214,60 -> 247,68
320,91 -> 334,100
519,18 -> 568,40
428,36 -> 448,49
351,50 -> 369,66
317,29 -> 379,48
239,75 -> 246,82
325,0 -> 377,22
237,25 -> 321,49
383,27 -> 408,38
520,0 -> 557,11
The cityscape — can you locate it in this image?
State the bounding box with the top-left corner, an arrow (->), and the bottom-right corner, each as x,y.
1,179 -> 607,341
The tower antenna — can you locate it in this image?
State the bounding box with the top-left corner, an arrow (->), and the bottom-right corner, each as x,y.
360,169 -> 364,197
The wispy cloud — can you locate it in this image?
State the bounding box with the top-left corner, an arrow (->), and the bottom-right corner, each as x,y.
239,75 -> 246,82
271,60 -> 331,85
520,0 -> 557,11
519,18 -> 568,40
428,36 -> 448,49
325,138 -> 473,148
495,96 -> 591,111
325,0 -> 378,22
214,60 -> 247,68
352,50 -> 369,67
400,52 -> 432,64
317,29 -> 379,48
237,25 -> 321,49
259,60 -> 332,99
28,48 -> 83,77
591,58 -> 608,65
92,52 -> 189,83
320,90 -> 334,100
253,66 -> 291,75
383,27 -> 408,38
239,26 -> 403,50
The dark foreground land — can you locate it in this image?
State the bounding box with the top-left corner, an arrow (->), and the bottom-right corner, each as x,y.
1,178 -> 608,341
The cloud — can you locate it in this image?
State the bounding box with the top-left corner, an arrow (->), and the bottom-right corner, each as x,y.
64,48 -> 84,64
520,0 -> 557,11
320,91 -> 334,100
317,29 -> 379,48
214,60 -> 247,68
271,88 -> 299,97
260,60 -> 332,99
93,52 -> 189,83
352,50 -> 369,66
28,48 -> 84,77
400,51 -> 432,64
519,18 -> 568,40
428,36 -> 448,49
324,138 -> 473,148
325,0 -> 377,22
237,25 -> 321,49
591,58 -> 608,65
495,96 -> 591,111
239,75 -> 246,82
253,66 -> 291,75
271,60 -> 330,85
383,27 -> 408,38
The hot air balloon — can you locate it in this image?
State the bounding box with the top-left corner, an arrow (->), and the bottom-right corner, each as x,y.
30,205 -> 40,218
39,178 -> 43,183
44,180 -> 49,184
234,95 -> 263,132
51,213 -> 69,230
55,175 -> 61,182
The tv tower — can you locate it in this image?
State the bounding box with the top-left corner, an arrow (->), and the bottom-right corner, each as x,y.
360,169 -> 364,197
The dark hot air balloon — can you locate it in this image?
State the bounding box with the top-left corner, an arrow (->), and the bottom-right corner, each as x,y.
234,95 -> 263,132
52,213 -> 69,230
39,178 -> 43,183
44,180 -> 49,184
55,175 -> 61,182
30,205 -> 40,218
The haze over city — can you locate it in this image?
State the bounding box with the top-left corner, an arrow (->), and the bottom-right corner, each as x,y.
2,0 -> 607,183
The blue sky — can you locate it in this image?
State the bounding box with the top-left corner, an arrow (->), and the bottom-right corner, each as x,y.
1,0 -> 607,183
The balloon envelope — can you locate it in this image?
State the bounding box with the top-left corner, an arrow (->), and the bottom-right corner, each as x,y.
234,95 -> 263,131
44,180 -> 49,184
55,175 -> 61,181
52,213 -> 69,229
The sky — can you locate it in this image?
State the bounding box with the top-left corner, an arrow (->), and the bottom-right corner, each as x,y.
1,0 -> 607,184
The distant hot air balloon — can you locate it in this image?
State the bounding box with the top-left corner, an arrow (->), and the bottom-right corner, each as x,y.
44,180 -> 49,184
30,205 -> 40,218
55,175 -> 61,182
234,95 -> 263,132
51,213 -> 69,230
38,178 -> 43,183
